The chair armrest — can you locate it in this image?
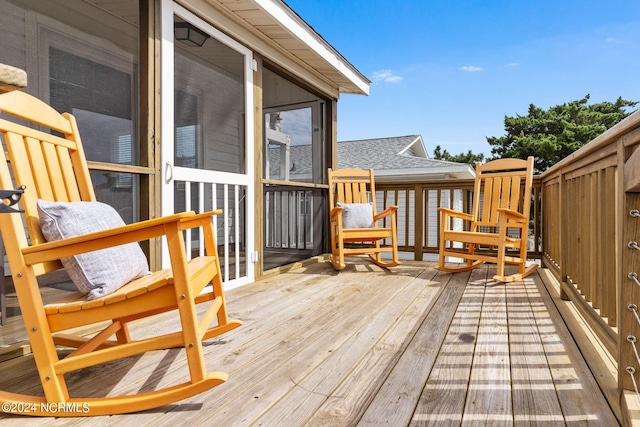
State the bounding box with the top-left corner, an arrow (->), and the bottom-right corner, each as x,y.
179,209 -> 222,229
373,206 -> 398,221
330,206 -> 344,218
438,207 -> 473,221
497,208 -> 527,223
22,211 -> 197,266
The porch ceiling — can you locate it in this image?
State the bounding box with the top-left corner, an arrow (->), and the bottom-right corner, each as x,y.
215,0 -> 370,95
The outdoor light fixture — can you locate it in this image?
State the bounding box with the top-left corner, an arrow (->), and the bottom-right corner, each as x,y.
174,21 -> 209,47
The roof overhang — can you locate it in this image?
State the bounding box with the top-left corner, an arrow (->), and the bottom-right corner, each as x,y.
375,164 -> 476,181
397,135 -> 429,158
209,0 -> 370,95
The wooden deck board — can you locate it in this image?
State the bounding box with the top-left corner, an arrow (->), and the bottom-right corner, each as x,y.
507,278 -> 564,426
409,267 -> 486,426
462,269 -> 513,426
0,259 -> 619,426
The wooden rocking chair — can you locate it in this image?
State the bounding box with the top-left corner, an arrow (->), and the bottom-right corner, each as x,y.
0,90 -> 241,416
328,168 -> 399,270
437,157 -> 538,282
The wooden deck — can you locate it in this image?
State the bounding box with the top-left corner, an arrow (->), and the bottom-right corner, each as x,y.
0,258 -> 619,426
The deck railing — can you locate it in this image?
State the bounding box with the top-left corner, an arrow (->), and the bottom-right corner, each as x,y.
264,185 -> 315,251
373,109 -> 640,415
374,179 -> 543,260
540,141 -> 619,355
539,111 -> 640,400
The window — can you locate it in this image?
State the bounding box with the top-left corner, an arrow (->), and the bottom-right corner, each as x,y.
48,44 -> 139,223
263,69 -> 325,184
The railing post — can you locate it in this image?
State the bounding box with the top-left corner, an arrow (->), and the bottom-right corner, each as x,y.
558,170 -> 569,300
414,184 -> 424,261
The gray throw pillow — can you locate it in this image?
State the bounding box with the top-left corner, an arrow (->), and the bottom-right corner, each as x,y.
337,202 -> 374,228
37,200 -> 150,300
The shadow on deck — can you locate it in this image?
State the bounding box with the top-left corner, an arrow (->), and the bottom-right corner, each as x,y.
0,258 -> 619,426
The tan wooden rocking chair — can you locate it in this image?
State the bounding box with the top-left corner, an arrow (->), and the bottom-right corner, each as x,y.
0,90 -> 241,416
328,168 -> 399,270
437,157 -> 538,282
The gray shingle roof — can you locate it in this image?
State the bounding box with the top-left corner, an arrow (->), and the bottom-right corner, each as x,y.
337,135 -> 458,170
267,135 -> 475,181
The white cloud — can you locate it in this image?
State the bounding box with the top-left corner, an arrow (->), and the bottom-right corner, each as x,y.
508,62 -> 520,67
371,69 -> 403,83
605,37 -> 624,44
459,65 -> 483,72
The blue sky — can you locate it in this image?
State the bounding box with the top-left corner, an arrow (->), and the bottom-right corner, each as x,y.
284,0 -> 640,157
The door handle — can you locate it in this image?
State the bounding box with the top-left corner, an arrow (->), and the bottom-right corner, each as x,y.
165,161 -> 173,183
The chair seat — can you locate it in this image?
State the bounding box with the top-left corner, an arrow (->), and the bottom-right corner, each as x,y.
342,227 -> 394,241
44,256 -> 215,315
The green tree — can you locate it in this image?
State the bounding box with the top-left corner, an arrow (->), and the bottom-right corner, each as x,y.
487,95 -> 637,172
433,145 -> 484,166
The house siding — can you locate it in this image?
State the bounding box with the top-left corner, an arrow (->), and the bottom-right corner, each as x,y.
0,3 -> 27,72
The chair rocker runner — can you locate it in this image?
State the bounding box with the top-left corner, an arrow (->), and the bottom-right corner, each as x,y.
328,168 -> 399,270
437,156 -> 538,282
0,90 -> 241,416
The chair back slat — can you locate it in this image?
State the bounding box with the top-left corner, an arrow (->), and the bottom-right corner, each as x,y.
58,144 -> 82,201
477,176 -> 495,226
344,182 -> 353,203
509,175 -> 522,211
500,176 -> 511,210
27,136 -> 56,200
489,177 -> 501,224
360,182 -> 368,203
42,142 -> 69,201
